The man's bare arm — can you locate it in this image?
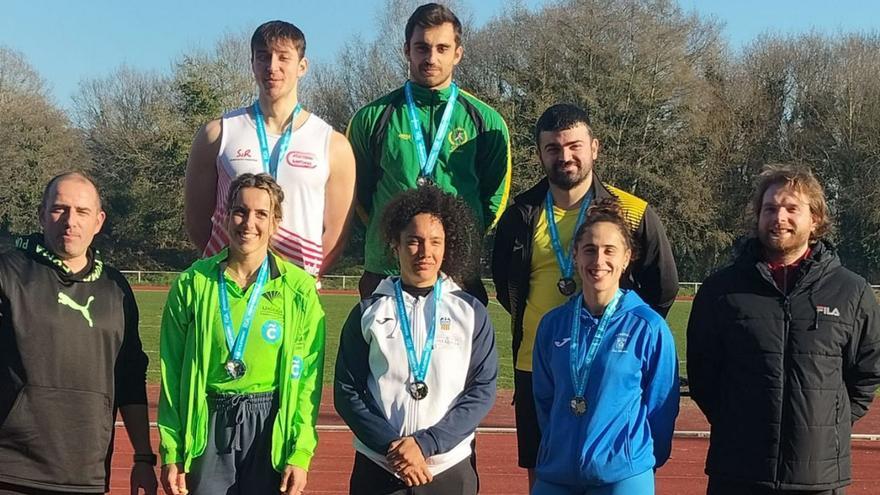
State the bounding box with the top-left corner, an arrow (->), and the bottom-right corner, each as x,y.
184,120 -> 222,253
319,130 -> 356,275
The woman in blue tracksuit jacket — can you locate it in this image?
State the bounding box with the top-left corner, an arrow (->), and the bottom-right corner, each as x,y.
532,198 -> 679,495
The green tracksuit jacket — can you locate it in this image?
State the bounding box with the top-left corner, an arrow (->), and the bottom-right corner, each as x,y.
347,81 -> 512,274
157,250 -> 326,471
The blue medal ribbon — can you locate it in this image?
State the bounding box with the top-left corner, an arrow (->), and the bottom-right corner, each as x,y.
218,257 -> 270,364
393,277 -> 443,385
569,289 -> 623,401
403,81 -> 459,183
252,101 -> 302,179
545,190 -> 593,280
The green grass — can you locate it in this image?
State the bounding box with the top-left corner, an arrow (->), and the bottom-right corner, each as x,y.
136,290 -> 693,390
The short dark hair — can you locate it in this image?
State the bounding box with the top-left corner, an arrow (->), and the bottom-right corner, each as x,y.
405,3 -> 462,47
381,185 -> 478,282
226,173 -> 285,223
534,103 -> 594,147
574,197 -> 638,261
750,164 -> 832,242
251,20 -> 306,59
40,171 -> 102,212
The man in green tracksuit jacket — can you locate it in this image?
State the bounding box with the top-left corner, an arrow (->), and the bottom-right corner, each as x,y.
347,3 -> 511,304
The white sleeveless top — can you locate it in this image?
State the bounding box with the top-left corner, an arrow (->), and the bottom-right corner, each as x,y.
204,106 -> 332,276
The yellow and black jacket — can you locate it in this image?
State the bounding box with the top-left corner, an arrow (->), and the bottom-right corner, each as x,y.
491,176 -> 679,369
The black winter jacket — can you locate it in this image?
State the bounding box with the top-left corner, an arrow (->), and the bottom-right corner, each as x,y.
0,235 -> 148,493
492,176 -> 679,368
687,239 -> 880,490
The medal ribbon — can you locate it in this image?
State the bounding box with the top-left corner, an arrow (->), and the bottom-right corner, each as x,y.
569,289 -> 623,400
218,257 -> 269,363
393,277 -> 443,384
403,81 -> 459,182
545,190 -> 593,280
252,101 -> 302,179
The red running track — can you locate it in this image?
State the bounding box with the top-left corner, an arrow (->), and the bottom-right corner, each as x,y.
108,388 -> 880,494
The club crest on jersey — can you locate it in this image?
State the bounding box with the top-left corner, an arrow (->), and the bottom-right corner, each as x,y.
447,127 -> 468,149
262,290 -> 282,304
290,356 -> 304,379
262,320 -> 282,343
285,150 -> 317,169
816,305 -> 840,317
439,316 -> 451,332
613,333 -> 630,353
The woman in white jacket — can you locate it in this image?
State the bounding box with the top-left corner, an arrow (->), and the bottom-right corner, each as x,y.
334,185 -> 498,495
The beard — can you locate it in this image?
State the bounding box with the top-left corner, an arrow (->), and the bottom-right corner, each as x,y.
758,226 -> 811,261
546,160 -> 591,190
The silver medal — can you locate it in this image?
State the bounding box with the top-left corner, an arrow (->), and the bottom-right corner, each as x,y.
570,396 -> 587,416
225,359 -> 247,380
408,381 -> 429,400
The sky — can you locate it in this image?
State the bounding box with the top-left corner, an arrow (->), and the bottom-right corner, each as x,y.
1,0 -> 878,109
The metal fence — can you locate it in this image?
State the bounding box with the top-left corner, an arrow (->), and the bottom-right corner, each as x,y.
119,271 -> 880,295
121,270 -> 705,294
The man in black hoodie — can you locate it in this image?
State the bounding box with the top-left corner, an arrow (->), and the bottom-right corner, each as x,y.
0,172 -> 157,494
688,164 -> 880,495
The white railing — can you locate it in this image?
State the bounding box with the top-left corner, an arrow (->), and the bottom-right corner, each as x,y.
120,270 -> 181,285
117,271 -> 879,294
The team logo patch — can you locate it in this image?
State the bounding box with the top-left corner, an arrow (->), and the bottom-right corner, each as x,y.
447,127 -> 468,149
290,356 -> 304,379
439,316 -> 451,332
262,320 -> 282,343
285,150 -> 317,169
613,333 -> 630,353
231,148 -> 258,162
398,133 -> 412,140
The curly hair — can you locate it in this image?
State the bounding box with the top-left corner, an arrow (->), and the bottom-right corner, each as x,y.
381,185 -> 479,282
574,197 -> 639,261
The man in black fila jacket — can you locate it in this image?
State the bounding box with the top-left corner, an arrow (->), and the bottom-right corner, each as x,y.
688,164 -> 880,495
0,172 -> 157,494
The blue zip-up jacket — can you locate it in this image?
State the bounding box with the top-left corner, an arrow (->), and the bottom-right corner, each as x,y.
532,290 -> 679,487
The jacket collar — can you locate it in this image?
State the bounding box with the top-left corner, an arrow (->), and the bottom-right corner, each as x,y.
214,248 -> 283,280
573,288 -> 648,321
403,80 -> 458,105
15,233 -> 103,282
736,237 -> 840,292
374,273 -> 461,298
514,173 -> 614,209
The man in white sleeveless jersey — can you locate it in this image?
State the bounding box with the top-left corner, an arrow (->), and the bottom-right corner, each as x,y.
185,20 -> 355,277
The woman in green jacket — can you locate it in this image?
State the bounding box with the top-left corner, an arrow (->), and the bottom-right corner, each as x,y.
158,173 -> 325,495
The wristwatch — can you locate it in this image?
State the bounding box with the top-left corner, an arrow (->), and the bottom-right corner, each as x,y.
133,453 -> 157,466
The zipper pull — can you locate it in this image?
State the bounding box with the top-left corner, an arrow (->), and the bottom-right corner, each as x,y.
783,298 -> 791,323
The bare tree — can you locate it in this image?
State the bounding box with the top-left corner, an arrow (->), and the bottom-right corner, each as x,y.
0,47 -> 88,237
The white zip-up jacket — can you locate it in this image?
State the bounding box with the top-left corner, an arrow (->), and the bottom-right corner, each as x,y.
334,275 -> 498,476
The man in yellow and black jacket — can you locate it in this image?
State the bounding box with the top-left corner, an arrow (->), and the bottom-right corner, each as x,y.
491,104 -> 678,488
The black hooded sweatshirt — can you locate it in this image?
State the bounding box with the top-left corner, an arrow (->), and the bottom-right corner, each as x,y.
0,234 -> 148,493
